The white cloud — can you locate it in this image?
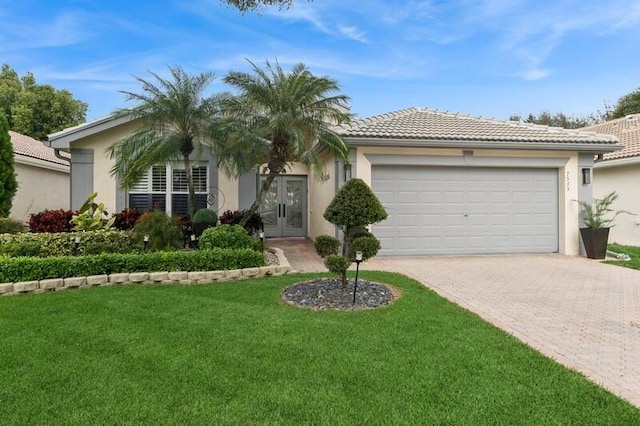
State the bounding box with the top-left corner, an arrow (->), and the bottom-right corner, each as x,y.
0,10 -> 91,51
514,68 -> 551,81
338,26 -> 367,43
264,2 -> 329,32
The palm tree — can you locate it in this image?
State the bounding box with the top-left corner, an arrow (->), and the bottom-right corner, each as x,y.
212,59 -> 351,226
107,66 -> 222,217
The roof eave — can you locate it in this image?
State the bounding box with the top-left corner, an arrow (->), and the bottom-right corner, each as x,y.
594,155 -> 640,169
344,136 -> 621,153
14,153 -> 70,172
46,115 -> 132,149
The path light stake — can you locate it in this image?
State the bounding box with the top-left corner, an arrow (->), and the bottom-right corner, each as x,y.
259,230 -> 265,253
352,251 -> 363,305
143,235 -> 149,252
190,233 -> 197,249
74,236 -> 81,256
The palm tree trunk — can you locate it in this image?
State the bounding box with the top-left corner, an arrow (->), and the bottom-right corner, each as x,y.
240,169 -> 278,227
183,154 -> 197,218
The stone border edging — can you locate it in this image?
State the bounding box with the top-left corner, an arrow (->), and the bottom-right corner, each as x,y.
0,248 -> 292,297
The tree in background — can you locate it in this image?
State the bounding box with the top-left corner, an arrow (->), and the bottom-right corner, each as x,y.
223,0 -> 310,12
211,59 -> 351,226
511,86 -> 640,128
107,66 -> 224,217
611,88 -> 640,119
0,64 -> 87,141
508,110 -> 608,129
0,115 -> 18,217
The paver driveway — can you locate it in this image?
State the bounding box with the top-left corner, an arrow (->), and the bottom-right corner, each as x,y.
364,254 -> 640,408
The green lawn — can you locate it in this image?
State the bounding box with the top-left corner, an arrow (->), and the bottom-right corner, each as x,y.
608,244 -> 640,270
1,272 -> 638,424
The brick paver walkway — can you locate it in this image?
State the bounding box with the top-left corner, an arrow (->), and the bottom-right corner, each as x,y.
270,238 -> 640,408
268,238 -> 325,273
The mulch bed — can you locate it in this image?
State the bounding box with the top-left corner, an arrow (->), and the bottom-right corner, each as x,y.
282,278 -> 399,311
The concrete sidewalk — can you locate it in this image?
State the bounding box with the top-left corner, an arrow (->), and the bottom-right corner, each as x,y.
269,237 -> 640,408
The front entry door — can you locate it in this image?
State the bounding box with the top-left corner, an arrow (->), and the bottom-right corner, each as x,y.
260,175 -> 307,237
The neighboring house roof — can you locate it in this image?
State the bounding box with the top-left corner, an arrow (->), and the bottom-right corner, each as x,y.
10,131 -> 69,167
337,107 -> 619,152
582,114 -> 640,163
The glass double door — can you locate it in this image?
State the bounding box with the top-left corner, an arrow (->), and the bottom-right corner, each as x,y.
260,176 -> 307,237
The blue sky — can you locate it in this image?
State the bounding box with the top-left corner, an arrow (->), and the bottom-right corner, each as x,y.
1,0 -> 639,122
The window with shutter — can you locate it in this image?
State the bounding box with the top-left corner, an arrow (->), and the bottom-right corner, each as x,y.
127,163 -> 208,216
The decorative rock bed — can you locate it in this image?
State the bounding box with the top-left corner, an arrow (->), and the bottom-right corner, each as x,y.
282,278 -> 399,310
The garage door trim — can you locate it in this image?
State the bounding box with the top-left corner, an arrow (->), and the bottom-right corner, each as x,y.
365,153 -> 570,168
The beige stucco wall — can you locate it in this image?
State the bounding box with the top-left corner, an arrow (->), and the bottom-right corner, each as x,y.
306,155 -> 336,239
11,159 -> 69,222
218,172 -> 239,213
354,146 -> 582,256
71,120 -> 141,213
594,163 -> 640,246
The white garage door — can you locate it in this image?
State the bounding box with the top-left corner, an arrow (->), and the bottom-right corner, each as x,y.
372,166 -> 558,255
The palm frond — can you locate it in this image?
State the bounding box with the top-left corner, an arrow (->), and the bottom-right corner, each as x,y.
109,66 -> 218,208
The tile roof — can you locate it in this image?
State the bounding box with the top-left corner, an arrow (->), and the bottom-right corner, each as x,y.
337,107 -> 619,145
581,114 -> 640,161
9,131 -> 69,166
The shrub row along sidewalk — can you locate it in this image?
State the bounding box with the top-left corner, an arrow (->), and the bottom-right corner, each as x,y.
0,248 -> 265,283
0,263 -> 292,297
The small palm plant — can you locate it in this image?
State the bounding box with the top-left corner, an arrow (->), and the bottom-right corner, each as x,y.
577,191 -> 632,259
577,191 -> 628,229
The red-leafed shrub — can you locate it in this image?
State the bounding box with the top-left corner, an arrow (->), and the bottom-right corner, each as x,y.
113,208 -> 143,231
218,209 -> 263,235
29,209 -> 74,233
218,209 -> 244,225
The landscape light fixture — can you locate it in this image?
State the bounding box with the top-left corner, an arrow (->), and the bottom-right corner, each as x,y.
143,235 -> 149,252
352,251 -> 363,304
259,230 -> 265,253
74,236 -> 81,256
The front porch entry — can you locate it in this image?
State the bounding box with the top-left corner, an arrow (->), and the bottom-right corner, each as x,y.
260,175 -> 307,237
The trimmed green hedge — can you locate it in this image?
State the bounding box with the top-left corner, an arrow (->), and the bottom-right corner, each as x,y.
0,249 -> 265,282
0,230 -> 139,257
199,225 -> 254,250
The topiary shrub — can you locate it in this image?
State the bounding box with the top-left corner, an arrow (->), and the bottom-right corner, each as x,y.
323,179 -> 387,250
113,208 -> 142,231
348,235 -> 381,261
199,224 -> 253,250
314,235 -> 340,257
323,254 -> 349,279
320,178 -> 388,286
219,209 -> 263,235
29,209 -> 74,233
347,226 -> 372,240
192,208 -> 218,237
133,210 -> 183,251
0,218 -> 26,234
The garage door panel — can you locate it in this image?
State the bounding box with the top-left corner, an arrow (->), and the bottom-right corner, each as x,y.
372,166 -> 558,255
